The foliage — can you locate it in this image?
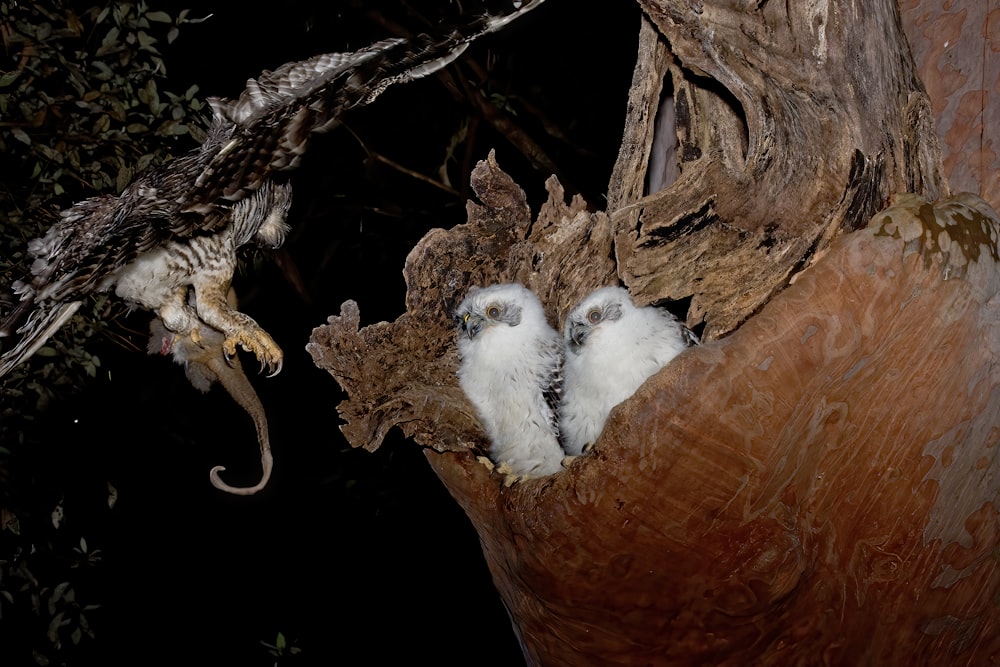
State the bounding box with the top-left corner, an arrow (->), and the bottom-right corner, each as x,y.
0,0 -> 205,406
260,631 -> 303,665
0,1 -> 203,662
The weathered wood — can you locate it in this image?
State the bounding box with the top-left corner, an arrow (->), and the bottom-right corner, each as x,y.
611,0 -> 947,341
307,151 -> 616,456
307,1 -> 1000,664
312,179 -> 1000,663
431,193 -> 1000,665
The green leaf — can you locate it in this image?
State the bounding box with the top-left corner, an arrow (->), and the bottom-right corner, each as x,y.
100,25 -> 120,50
11,128 -> 30,145
47,610 -> 66,642
136,30 -> 159,53
143,78 -> 160,111
0,70 -> 20,87
91,60 -> 114,80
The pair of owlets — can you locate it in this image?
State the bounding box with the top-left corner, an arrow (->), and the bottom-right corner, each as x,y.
455,283 -> 699,478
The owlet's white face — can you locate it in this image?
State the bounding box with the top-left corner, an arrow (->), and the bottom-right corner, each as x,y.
456,289 -> 524,343
565,292 -> 625,354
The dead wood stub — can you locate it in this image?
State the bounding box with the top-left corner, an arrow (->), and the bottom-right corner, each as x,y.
307,150 -> 616,459
308,149 -> 1000,665
306,1 -> 1000,664
609,2 -> 948,341
424,193 -> 1000,665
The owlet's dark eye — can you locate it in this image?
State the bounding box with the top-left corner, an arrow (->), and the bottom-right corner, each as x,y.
486,305 -> 502,319
587,309 -> 602,324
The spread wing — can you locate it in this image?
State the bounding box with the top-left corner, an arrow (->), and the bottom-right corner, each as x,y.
183,0 -> 548,218
0,1 -> 546,375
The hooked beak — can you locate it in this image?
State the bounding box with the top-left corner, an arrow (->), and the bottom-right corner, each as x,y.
568,321 -> 590,351
462,312 -> 485,339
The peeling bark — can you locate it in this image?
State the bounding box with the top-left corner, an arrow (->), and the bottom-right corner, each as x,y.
308,0 -> 1000,664
308,151 -> 617,455
612,1 -> 947,341
314,185 -> 1000,664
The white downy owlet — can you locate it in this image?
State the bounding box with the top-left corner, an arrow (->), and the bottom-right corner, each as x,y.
455,283 -> 565,478
559,286 -> 698,456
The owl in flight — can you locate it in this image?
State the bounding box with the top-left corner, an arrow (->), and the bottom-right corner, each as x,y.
0,0 -> 546,379
559,286 -> 699,456
455,283 -> 566,479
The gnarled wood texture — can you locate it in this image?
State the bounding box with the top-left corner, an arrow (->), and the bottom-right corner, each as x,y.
424,192 -> 1000,666
311,163 -> 1000,663
308,0 -> 1000,664
612,0 -> 947,341
308,152 -> 616,457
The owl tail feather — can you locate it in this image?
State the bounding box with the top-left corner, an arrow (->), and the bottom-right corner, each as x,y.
0,300 -> 83,377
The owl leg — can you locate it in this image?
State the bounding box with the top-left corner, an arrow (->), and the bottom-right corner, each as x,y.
191,282 -> 283,376
156,287 -> 201,343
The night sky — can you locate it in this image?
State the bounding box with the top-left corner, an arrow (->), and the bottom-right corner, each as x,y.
3,1 -> 641,664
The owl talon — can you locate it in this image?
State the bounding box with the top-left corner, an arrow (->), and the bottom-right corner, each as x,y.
222,343 -> 238,367
496,460 -> 515,476
221,328 -> 283,376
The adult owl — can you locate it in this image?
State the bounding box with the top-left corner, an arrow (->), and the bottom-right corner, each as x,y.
559,285 -> 699,456
455,283 -> 565,478
0,0 -> 546,379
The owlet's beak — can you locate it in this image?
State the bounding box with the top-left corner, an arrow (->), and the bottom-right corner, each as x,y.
568,321 -> 590,351
461,312 -> 485,340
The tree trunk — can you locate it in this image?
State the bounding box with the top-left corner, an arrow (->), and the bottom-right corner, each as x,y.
307,0 -> 1000,664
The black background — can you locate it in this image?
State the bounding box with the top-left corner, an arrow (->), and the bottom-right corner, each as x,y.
4,1 -> 641,664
